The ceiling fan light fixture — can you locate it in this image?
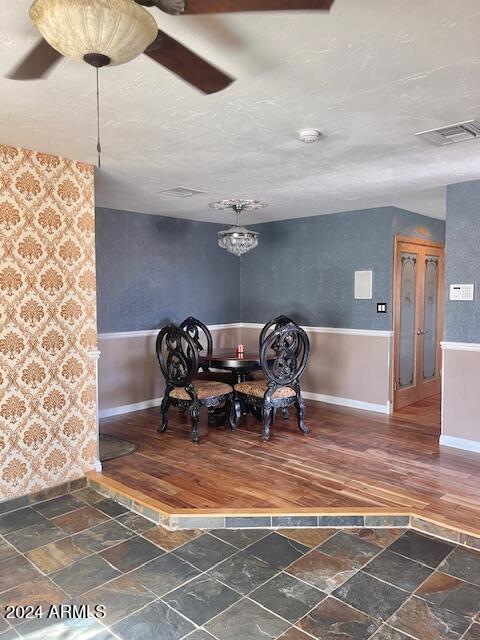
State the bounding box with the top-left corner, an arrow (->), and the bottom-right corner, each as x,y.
29,0 -> 158,67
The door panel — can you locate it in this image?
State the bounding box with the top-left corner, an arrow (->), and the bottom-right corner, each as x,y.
398,252 -> 418,390
423,256 -> 439,381
393,239 -> 444,410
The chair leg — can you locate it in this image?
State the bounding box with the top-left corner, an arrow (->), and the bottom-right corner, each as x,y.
296,393 -> 309,435
207,407 -> 215,426
249,404 -> 262,421
190,401 -> 200,444
230,397 -> 241,430
262,402 -> 272,442
158,396 -> 170,433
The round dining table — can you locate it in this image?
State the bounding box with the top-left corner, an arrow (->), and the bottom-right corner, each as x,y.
199,348 -> 273,384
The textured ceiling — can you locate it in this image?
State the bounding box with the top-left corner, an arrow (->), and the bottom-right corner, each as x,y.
2,0 -> 480,223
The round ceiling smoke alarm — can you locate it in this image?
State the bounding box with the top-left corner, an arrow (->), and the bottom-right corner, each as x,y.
299,129 -> 322,144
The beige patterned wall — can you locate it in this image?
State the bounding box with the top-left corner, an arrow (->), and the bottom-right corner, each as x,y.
0,144 -> 97,500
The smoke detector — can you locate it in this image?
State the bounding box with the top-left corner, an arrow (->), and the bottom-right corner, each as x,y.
299,129 -> 322,144
415,120 -> 480,145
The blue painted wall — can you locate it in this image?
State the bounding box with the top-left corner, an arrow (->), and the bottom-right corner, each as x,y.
242,207 -> 445,330
95,208 -> 240,333
445,180 -> 480,343
96,206 -> 445,333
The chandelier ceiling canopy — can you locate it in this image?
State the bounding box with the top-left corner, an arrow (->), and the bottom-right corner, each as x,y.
210,199 -> 267,257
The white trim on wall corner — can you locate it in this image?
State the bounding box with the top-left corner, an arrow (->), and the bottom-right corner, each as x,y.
439,435 -> 480,454
302,391 -> 391,415
99,324 -> 393,341
241,323 -> 393,337
98,323 -> 243,340
98,329 -> 157,340
99,397 -> 163,419
441,341 -> 480,352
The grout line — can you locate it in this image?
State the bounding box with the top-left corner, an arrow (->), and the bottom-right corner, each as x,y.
459,622 -> 479,640
3,497 -> 479,639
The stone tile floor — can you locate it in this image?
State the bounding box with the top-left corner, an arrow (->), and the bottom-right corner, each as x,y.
0,489 -> 479,639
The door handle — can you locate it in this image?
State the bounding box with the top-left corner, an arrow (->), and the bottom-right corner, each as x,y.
416,329 -> 425,335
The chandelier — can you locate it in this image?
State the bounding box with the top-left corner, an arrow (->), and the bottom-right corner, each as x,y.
210,199 -> 267,257
29,0 -> 158,67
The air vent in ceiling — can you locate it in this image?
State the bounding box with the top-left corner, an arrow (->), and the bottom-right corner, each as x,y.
159,186 -> 205,198
415,120 -> 480,145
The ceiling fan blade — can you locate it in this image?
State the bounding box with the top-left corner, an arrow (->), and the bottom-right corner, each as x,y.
6,38 -> 62,80
145,31 -> 234,94
138,0 -> 333,15
180,0 -> 334,14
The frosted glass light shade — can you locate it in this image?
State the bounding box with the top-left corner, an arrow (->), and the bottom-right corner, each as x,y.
218,226 -> 259,257
30,0 -> 158,66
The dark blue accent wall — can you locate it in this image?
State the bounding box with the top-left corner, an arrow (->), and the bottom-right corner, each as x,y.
242,207 -> 445,330
95,206 -> 445,334
445,180 -> 480,343
95,208 -> 240,333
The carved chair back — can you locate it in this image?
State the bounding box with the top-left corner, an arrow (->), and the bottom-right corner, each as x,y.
179,316 -> 213,367
260,322 -> 309,387
156,323 -> 198,388
260,315 -> 301,356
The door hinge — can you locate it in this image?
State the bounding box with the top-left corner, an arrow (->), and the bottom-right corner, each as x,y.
394,381 -> 398,391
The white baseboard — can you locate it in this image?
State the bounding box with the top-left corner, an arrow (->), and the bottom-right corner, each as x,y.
99,397 -> 163,419
100,392 -> 391,419
439,435 -> 480,453
302,391 -> 391,415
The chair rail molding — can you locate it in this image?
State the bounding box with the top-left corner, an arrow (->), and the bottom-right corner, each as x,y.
441,341 -> 480,352
98,324 -> 394,340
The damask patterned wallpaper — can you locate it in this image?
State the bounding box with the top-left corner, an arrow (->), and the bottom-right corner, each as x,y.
0,144 -> 98,500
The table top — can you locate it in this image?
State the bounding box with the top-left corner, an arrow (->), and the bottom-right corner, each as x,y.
199,348 -> 273,369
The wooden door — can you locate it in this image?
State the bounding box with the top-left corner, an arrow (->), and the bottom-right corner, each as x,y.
393,237 -> 444,410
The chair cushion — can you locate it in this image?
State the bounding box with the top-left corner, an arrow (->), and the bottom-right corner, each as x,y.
170,380 -> 233,401
235,380 -> 296,400
248,370 -> 266,381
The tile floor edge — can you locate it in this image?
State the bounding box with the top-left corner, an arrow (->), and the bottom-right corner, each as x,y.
0,476 -> 87,515
85,473 -> 480,552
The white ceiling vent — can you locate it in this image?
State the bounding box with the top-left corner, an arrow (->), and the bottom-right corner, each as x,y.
159,186 -> 205,198
415,120 -> 480,145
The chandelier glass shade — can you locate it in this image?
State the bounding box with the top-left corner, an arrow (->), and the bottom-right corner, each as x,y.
217,225 -> 259,257
29,0 -> 158,66
210,199 -> 266,257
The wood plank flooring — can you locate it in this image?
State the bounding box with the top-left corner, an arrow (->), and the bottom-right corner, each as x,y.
99,395 -> 480,534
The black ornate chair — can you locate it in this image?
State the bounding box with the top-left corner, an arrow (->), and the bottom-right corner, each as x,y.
156,323 -> 233,444
232,322 -> 310,442
258,314 -> 297,351
179,316 -> 233,385
250,315 -> 299,383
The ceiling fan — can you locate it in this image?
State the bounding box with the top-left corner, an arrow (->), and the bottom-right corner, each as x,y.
8,0 -> 335,94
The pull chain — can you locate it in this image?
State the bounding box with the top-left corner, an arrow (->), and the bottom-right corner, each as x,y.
240,254 -> 243,324
96,67 -> 102,168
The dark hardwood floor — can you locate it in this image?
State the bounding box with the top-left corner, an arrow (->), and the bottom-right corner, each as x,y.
99,395 -> 480,533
